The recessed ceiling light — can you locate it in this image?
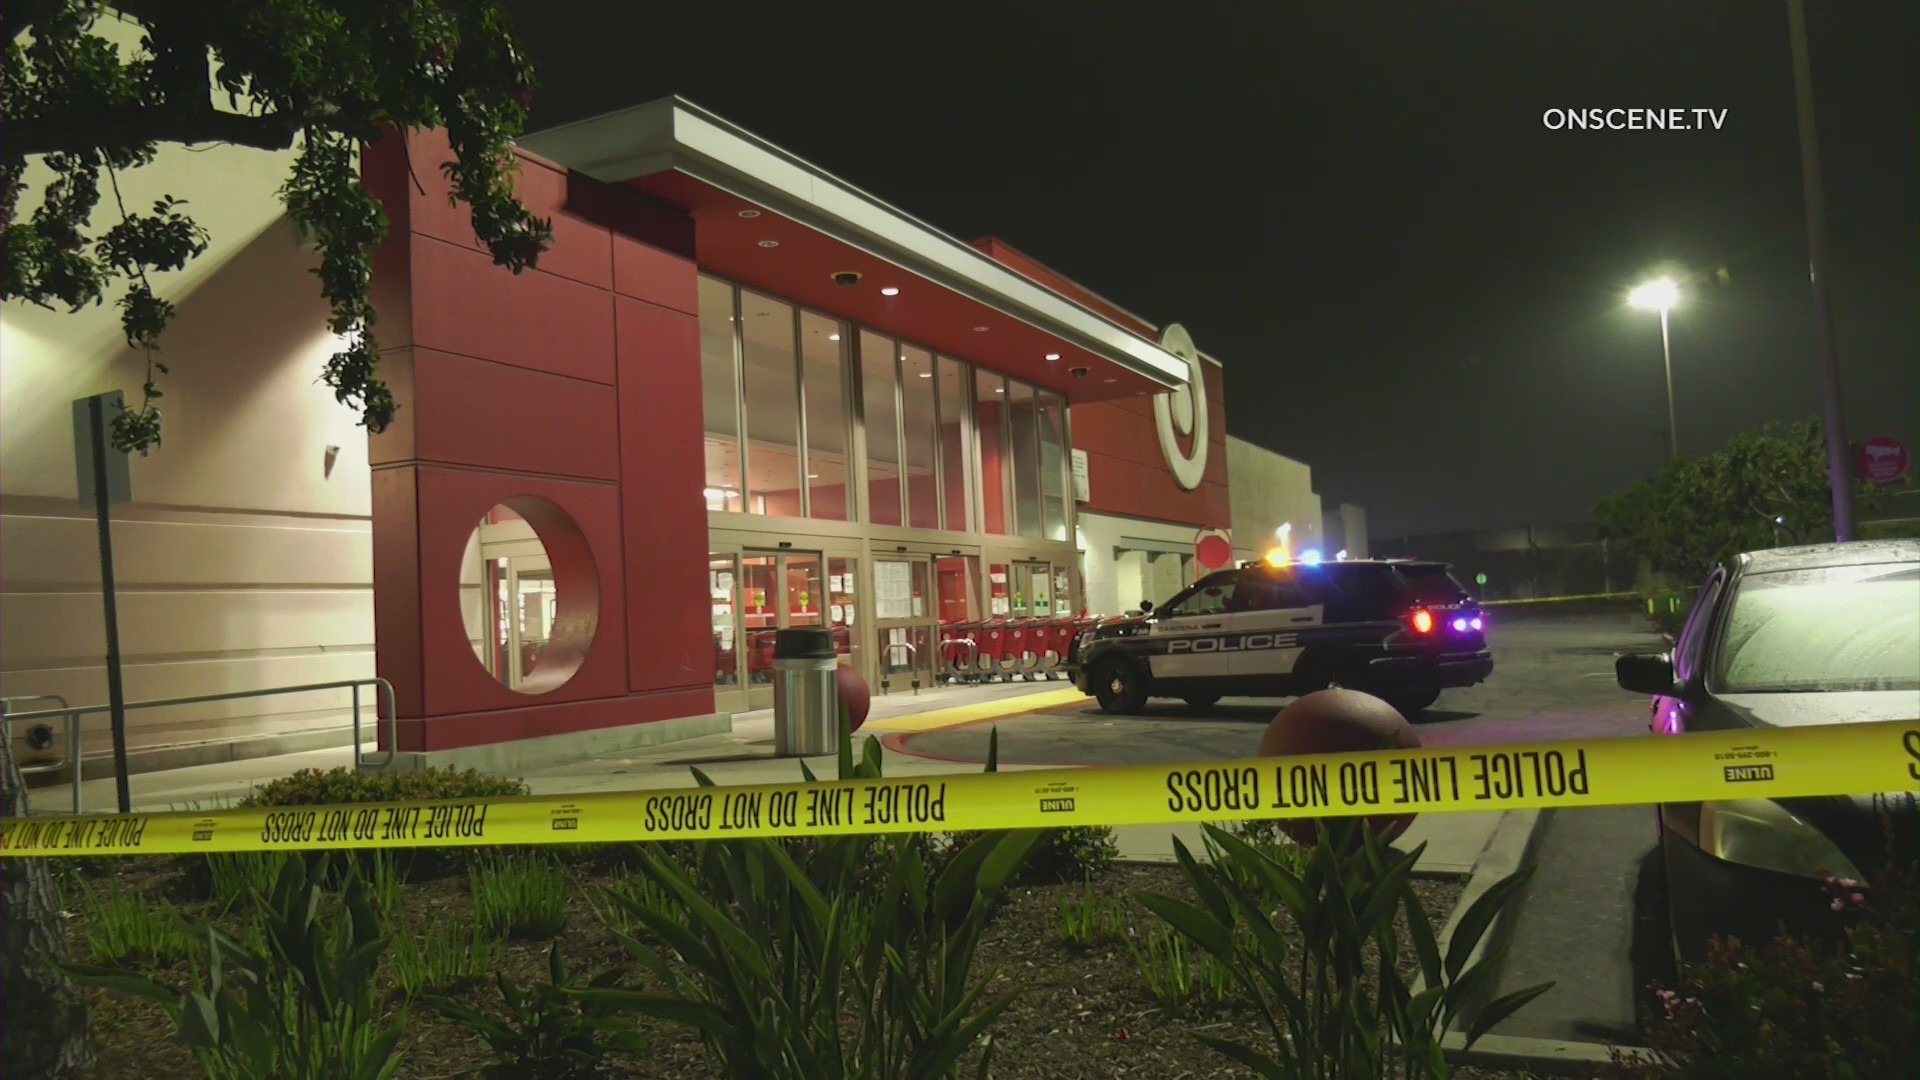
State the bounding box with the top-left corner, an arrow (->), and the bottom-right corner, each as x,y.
995,387 -> 1005,394
973,325 -> 990,332
738,209 -> 761,219
918,372 -> 933,378
880,287 -> 900,296
828,333 -> 841,341
1102,378 -> 1117,384
1045,353 -> 1061,361
807,474 -> 820,479
758,240 -> 779,248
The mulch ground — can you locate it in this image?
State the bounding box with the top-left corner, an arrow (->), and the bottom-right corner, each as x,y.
59,853 -> 1551,1080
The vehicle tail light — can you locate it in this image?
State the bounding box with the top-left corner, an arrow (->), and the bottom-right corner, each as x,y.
1450,616 -> 1469,632
1409,609 -> 1434,634
1470,616 -> 1484,631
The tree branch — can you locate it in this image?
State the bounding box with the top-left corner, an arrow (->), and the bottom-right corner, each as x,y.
4,106 -> 299,159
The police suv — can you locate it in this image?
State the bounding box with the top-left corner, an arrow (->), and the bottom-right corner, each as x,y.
1071,558 -> 1492,718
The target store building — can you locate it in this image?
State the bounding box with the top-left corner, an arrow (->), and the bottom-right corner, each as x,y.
2,92 -> 1344,774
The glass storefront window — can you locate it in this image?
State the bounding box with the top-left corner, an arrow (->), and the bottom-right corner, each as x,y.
936,357 -> 970,532
976,373 -> 1009,535
935,555 -> 975,623
741,291 -> 802,516
709,554 -> 738,689
697,276 -> 743,511
987,562 -> 1011,616
1038,391 -> 1069,541
741,555 -> 779,683
1053,560 -> 1075,615
861,331 -> 903,526
901,346 -> 939,531
785,553 -> 824,627
1008,380 -> 1042,540
800,311 -> 850,521
828,556 -> 858,661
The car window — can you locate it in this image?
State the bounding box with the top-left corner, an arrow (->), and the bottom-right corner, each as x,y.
1321,565 -> 1403,617
1673,571 -> 1724,684
1397,565 -> 1469,604
1711,563 -> 1920,694
1159,580 -> 1234,619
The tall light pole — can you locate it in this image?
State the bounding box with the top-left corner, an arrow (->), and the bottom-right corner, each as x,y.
1787,0 -> 1855,541
1629,277 -> 1681,462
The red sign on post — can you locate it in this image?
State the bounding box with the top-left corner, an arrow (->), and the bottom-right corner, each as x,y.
1855,436 -> 1911,485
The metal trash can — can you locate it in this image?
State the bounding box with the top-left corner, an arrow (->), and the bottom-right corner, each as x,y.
772,627 -> 840,757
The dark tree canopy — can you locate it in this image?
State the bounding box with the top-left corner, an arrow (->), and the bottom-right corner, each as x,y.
1594,417 -> 1886,581
1,0 -> 553,453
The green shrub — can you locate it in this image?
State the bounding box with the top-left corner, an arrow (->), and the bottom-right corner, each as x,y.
76,875 -> 197,967
240,765 -> 529,807
471,853 -> 571,941
65,855 -> 406,1080
1057,878 -> 1127,950
1609,860 -> 1917,1080
1138,820 -> 1552,1078
389,917 -> 502,998
578,732 -> 1038,1080
431,943 -> 648,1080
204,852 -> 296,913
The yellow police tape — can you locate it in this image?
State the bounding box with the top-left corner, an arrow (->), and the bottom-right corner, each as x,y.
4,721 -> 1916,858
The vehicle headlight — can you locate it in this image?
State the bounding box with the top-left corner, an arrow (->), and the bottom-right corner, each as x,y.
1698,799 -> 1866,882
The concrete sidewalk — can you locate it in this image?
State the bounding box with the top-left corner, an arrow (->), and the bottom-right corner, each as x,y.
32,679 -> 1507,876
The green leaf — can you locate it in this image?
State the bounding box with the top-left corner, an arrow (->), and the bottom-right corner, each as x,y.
933,832 -> 999,921
1407,984 -> 1446,1036
1465,980 -> 1555,1051
984,726 -> 999,773
1134,891 -> 1235,960
222,1003 -> 275,1069
1172,835 -> 1235,928
799,758 -> 820,784
1354,846 -> 1418,940
906,987 -> 1022,1080
1402,886 -> 1444,989
570,989 -> 736,1036
179,990 -> 220,1048
58,963 -> 178,1007
1445,863 -> 1535,981
356,1021 -> 407,1080
976,829 -> 1042,897
1191,1031 -> 1291,1078
859,731 -> 885,778
689,766 -> 719,788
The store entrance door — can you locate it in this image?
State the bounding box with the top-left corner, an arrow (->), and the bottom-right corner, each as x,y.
477,550 -> 555,691
708,549 -> 829,714
873,555 -> 938,695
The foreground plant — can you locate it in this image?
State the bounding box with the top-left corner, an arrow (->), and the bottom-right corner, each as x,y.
1610,858 -> 1918,1080
432,942 -> 648,1080
580,727 -> 1039,1080
1138,820 -> 1552,1079
64,855 -> 405,1080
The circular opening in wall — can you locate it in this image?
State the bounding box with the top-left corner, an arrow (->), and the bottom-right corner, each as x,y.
461,498 -> 599,695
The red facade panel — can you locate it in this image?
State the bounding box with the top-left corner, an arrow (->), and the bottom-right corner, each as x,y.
1071,360 -> 1230,528
409,236 -> 617,383
408,347 -> 621,481
369,133 -> 717,754
614,295 -> 713,694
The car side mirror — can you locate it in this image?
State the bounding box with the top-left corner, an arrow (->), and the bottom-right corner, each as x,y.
1616,652 -> 1678,696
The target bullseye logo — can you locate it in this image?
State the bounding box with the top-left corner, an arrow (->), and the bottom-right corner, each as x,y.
1153,323 -> 1208,490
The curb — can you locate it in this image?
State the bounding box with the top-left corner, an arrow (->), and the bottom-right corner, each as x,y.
1424,807 -> 1636,1075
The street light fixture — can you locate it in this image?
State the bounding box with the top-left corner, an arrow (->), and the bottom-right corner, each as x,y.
1629,277 -> 1681,462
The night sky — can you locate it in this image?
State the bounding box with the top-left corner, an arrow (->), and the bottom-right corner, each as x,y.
503,1 -> 1918,537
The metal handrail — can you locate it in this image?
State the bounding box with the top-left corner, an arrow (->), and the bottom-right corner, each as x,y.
1,695 -> 78,815
2,678 -> 400,792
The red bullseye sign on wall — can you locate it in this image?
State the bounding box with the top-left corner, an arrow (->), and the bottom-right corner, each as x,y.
1856,436 -> 1910,485
1194,528 -> 1234,575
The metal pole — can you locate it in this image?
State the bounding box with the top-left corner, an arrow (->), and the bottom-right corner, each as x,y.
1660,307 -> 1678,461
1787,0 -> 1856,541
88,397 -> 133,813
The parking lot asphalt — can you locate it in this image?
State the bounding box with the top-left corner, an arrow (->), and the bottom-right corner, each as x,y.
891,605 -> 1673,766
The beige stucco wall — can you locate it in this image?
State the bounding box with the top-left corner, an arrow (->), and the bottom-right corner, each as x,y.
1,14 -> 373,759
1227,436 -> 1325,562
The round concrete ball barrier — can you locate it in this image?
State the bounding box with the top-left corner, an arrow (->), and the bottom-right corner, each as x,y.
1258,688 -> 1421,848
838,662 -> 872,733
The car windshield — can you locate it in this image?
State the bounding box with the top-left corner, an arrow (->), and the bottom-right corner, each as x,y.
1712,563 -> 1920,694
